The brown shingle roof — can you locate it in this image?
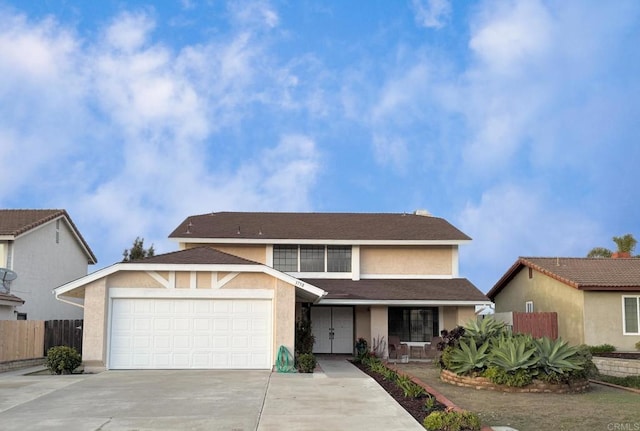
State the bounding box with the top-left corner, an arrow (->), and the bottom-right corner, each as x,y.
303,278 -> 488,302
487,257 -> 640,300
170,212 -> 471,242
127,246 -> 260,265
0,209 -> 97,264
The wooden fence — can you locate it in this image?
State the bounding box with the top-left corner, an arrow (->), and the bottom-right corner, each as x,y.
44,320 -> 83,353
0,319 -> 83,363
513,312 -> 558,339
0,320 -> 44,362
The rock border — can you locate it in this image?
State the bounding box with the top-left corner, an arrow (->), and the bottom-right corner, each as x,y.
440,369 -> 589,393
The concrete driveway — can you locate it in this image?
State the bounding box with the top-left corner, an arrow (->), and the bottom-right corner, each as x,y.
0,358 -> 423,431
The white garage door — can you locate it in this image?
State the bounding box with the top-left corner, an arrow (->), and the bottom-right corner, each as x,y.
109,298 -> 272,369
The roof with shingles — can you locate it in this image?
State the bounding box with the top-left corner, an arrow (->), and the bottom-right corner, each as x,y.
0,209 -> 97,264
304,278 -> 488,302
126,246 -> 259,265
169,212 -> 471,242
487,257 -> 640,300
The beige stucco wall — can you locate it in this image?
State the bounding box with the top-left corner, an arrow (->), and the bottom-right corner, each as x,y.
354,305 -> 371,343
274,279 -> 295,357
441,306 -> 477,331
584,291 -> 640,350
107,272 -> 164,288
82,278 -> 108,372
184,244 -> 267,264
370,305 -> 388,356
360,246 -> 453,276
494,270 -> 585,346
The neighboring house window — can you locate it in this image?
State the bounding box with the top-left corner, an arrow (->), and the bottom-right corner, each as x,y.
16,313 -> 27,320
300,245 -> 324,272
273,245 -> 352,273
327,246 -> 351,272
388,307 -> 439,342
623,296 -> 640,334
273,245 -> 297,272
525,301 -> 534,313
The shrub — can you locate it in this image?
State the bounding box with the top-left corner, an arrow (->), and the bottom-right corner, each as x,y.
463,317 -> 507,345
423,410 -> 481,431
438,326 -> 466,351
296,353 -> 317,373
295,317 -> 315,355
438,345 -> 456,370
484,366 -> 533,387
45,346 -> 82,375
635,341 -> 640,351
448,338 -> 489,375
488,334 -> 538,372
588,344 -> 616,354
396,374 -> 426,398
535,337 -> 584,376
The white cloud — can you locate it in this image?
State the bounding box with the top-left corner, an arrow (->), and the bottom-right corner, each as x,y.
0,4 -> 324,265
469,0 -> 552,76
411,0 -> 452,29
456,183 -> 599,291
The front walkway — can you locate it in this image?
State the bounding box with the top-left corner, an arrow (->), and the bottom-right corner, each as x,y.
258,357 -> 423,430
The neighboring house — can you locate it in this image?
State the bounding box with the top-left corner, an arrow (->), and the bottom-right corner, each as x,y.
0,292 -> 24,320
0,209 -> 97,320
488,257 -> 640,351
55,211 -> 489,371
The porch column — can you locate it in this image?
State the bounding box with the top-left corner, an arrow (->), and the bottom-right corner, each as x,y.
369,305 -> 388,358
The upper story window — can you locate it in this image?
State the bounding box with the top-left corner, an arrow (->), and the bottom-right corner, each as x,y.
273,245 -> 297,271
273,245 -> 351,273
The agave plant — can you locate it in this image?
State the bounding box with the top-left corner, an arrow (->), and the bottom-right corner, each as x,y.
535,337 -> 585,375
488,335 -> 538,372
463,317 -> 507,345
448,338 -> 490,375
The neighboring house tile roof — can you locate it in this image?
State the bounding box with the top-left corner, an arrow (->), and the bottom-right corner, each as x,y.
488,257 -> 640,300
304,278 -> 489,303
0,291 -> 24,304
170,211 -> 471,242
127,246 -> 259,265
0,209 -> 97,264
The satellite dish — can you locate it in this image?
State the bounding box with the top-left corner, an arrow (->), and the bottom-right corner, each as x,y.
0,268 -> 17,294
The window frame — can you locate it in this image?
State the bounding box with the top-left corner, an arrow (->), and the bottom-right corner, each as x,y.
622,295 -> 640,335
388,307 -> 439,343
525,301 -> 534,313
273,245 -> 352,274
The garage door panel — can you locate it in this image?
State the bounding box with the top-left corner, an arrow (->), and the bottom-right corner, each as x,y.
110,298 -> 272,369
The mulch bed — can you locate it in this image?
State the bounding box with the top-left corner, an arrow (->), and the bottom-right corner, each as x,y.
351,360 -> 445,424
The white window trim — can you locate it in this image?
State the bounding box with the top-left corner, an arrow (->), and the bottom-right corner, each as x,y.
525,301 -> 534,313
622,295 -> 640,335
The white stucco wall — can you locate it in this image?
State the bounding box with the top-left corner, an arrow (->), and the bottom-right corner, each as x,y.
11,218 -> 91,320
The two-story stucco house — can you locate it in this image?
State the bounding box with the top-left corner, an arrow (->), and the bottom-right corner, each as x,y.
55,211 -> 489,372
0,209 -> 97,320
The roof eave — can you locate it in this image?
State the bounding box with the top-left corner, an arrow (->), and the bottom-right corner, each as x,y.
318,299 -> 493,306
170,237 -> 471,246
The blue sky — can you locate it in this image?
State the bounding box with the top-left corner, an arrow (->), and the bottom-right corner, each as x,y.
1,0 -> 639,293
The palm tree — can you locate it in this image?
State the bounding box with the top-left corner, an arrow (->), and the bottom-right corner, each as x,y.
587,234 -> 637,258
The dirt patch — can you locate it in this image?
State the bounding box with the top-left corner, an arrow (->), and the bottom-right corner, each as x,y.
395,362 -> 640,431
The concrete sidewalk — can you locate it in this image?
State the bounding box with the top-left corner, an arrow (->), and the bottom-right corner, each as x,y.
0,358 -> 423,431
258,357 -> 424,431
